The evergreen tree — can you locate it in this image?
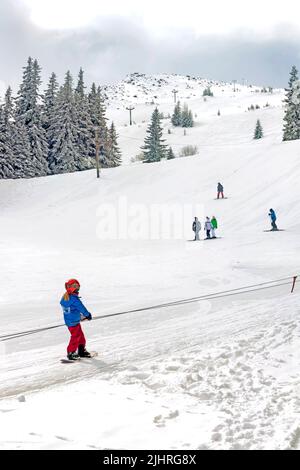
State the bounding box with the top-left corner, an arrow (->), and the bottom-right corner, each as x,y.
283,65 -> 300,141
88,84 -> 108,134
0,101 -> 14,178
106,122 -> 122,167
43,73 -> 59,130
142,108 -> 167,163
172,101 -> 193,128
254,120 -> 263,139
0,86 -> 34,179
15,57 -> 49,176
48,71 -> 80,174
75,67 -> 85,98
12,119 -> 37,178
181,104 -> 194,128
3,86 -> 14,125
203,87 -> 213,97
167,147 -> 175,160
88,83 -> 109,165
75,68 -> 95,170
171,101 -> 182,127
43,73 -> 59,164
16,57 -> 34,118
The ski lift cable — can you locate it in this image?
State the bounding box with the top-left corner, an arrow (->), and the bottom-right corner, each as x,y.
0,275 -> 294,340
0,276 -> 298,342
0,278 -> 297,341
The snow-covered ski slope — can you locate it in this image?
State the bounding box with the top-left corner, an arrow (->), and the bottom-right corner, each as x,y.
1,75 -> 300,450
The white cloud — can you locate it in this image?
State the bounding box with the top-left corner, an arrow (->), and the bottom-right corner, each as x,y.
20,0 -> 300,36
0,0 -> 298,91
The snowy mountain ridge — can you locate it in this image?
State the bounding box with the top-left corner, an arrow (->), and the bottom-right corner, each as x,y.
102,72 -> 281,107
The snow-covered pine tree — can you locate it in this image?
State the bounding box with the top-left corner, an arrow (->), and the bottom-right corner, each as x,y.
16,57 -> 33,118
88,84 -> 107,129
0,90 -> 15,178
43,73 -> 59,129
167,147 -> 175,160
74,68 -> 95,170
0,86 -> 35,179
171,101 -> 182,127
99,127 -> 109,168
15,57 -> 49,176
43,73 -> 59,159
88,83 -> 109,166
3,86 -> 14,124
203,87 -> 213,97
142,108 -> 167,163
283,66 -> 300,141
181,104 -> 194,128
254,120 -> 263,139
48,71 -> 80,174
106,122 -> 122,167
12,119 -> 37,178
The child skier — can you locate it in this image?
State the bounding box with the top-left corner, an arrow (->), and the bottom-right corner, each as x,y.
60,279 -> 93,361
211,216 -> 218,238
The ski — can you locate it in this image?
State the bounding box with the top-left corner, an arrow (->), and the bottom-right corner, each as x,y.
81,351 -> 98,359
187,238 -> 222,242
263,230 -> 285,232
204,237 -> 222,240
60,358 -> 81,364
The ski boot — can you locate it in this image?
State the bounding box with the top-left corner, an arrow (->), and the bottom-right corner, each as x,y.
78,345 -> 92,358
67,351 -> 80,361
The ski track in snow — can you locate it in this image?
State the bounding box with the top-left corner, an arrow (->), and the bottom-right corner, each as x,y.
114,318 -> 300,450
1,306 -> 300,450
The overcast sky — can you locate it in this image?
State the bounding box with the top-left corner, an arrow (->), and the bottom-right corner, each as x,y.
1,0 -> 300,95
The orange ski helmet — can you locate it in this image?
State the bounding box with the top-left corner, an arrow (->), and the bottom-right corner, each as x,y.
65,279 -> 80,295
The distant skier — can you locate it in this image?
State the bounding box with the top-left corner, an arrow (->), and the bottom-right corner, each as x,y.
217,182 -> 224,199
205,217 -> 213,239
269,209 -> 278,231
60,279 -> 93,361
211,216 -> 218,238
192,217 -> 201,241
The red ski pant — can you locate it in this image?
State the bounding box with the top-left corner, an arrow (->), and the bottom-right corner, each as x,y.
67,324 -> 86,353
217,192 -> 224,199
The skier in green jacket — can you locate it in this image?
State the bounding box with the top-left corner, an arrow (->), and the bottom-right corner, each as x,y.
211,216 -> 218,238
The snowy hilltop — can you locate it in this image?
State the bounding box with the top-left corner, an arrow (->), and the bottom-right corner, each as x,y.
102,72 -> 282,107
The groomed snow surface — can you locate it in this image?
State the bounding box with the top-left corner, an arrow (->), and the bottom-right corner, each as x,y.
1,75 -> 300,450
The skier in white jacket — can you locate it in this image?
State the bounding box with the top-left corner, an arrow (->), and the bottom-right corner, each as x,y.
205,217 -> 213,239
192,217 -> 201,241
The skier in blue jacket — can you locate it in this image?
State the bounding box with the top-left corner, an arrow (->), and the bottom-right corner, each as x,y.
60,279 -> 93,361
269,209 -> 278,231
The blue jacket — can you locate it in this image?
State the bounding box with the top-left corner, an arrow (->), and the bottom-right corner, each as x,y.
60,294 -> 92,327
269,210 -> 277,222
